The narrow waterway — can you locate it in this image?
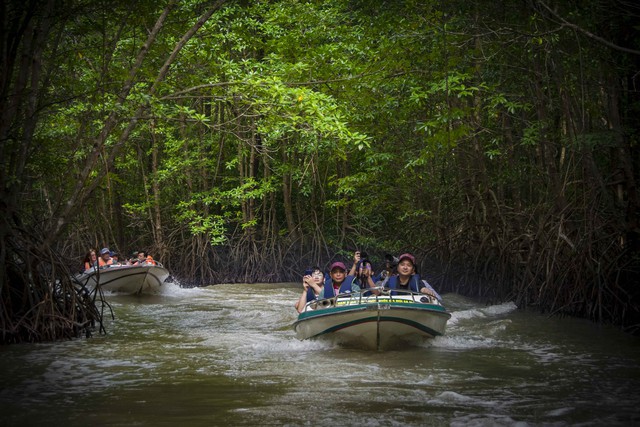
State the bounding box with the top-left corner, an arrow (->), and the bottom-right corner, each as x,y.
1,283 -> 639,426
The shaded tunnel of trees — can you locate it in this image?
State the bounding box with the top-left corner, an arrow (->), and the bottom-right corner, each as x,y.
1,0 -> 638,343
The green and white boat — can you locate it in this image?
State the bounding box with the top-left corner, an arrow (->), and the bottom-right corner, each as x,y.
293,289 -> 451,350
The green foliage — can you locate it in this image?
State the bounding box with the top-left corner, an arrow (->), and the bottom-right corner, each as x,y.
7,0 -> 637,333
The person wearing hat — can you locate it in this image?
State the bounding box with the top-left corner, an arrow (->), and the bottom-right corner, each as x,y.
348,250 -> 379,295
382,253 -> 441,301
98,247 -> 114,268
317,261 -> 359,299
111,252 -> 122,266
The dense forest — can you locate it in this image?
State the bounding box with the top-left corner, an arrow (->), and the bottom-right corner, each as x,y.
1,0 -> 638,343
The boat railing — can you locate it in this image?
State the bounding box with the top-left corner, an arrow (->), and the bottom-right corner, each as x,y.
303,287 -> 441,312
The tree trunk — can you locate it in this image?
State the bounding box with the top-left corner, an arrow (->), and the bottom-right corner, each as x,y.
282,141 -> 298,240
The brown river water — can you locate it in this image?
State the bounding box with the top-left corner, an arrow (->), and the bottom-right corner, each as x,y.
1,282 -> 639,426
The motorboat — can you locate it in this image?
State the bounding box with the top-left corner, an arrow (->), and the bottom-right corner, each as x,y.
293,289 -> 451,350
73,264 -> 171,295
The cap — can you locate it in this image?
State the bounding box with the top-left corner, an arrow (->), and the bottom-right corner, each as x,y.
330,261 -> 346,272
398,253 -> 415,265
100,248 -> 110,255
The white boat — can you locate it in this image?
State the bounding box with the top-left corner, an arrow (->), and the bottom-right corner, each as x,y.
73,264 -> 171,295
293,289 -> 451,350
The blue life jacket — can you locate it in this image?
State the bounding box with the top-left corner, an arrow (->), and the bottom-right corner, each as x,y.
322,275 -> 356,298
305,287 -> 317,302
387,274 -> 421,294
371,272 -> 382,283
305,272 -> 331,302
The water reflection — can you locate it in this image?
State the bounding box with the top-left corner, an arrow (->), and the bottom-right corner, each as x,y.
1,283 -> 639,426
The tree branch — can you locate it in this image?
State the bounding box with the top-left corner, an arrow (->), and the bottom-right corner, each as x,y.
537,0 -> 640,56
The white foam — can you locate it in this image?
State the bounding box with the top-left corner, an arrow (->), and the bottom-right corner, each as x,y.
448,301 -> 518,326
430,334 -> 500,350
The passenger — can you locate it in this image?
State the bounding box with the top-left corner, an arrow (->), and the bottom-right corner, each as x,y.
132,251 -> 146,265
98,247 -> 114,268
382,253 -> 441,300
295,266 -> 324,313
145,255 -> 157,265
374,253 -> 398,283
347,250 -> 362,276
127,251 -> 139,265
111,252 -> 121,266
83,249 -> 98,272
121,252 -> 131,265
347,251 -> 379,295
318,261 -> 359,299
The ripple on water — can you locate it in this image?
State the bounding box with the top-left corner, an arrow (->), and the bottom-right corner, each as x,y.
1,285 -> 639,426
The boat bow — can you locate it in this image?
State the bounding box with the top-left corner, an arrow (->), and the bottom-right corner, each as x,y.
293,289 -> 451,350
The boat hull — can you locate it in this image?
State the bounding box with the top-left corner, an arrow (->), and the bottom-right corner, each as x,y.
74,265 -> 171,295
293,293 -> 451,350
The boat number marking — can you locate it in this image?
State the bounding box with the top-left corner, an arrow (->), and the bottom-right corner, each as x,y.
336,298 -> 421,307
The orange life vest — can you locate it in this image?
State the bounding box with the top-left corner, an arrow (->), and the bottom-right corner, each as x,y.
98,257 -> 113,267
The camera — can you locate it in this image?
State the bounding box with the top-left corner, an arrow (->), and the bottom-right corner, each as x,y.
385,253 -> 399,268
304,268 -> 313,276
357,251 -> 370,270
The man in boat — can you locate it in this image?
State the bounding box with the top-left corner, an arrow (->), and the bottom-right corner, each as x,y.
383,253 -> 442,301
318,261 -> 359,298
131,251 -> 147,265
98,247 -> 114,268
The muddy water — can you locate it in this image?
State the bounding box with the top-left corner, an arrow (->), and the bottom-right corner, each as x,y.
1,283 -> 639,426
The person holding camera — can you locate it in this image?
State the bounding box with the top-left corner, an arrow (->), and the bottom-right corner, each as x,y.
295,266 -> 325,313
349,251 -> 379,295
373,253 -> 398,284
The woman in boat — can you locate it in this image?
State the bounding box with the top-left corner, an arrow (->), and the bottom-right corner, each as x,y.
82,249 -> 98,272
383,253 -> 441,300
295,266 -> 324,313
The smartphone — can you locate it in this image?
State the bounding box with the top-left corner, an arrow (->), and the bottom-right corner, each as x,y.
304,268 -> 313,276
